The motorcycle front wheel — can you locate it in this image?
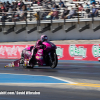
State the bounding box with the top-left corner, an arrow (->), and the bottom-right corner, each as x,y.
49,52 -> 58,69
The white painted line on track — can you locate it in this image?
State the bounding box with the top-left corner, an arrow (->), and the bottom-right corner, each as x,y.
48,76 -> 75,84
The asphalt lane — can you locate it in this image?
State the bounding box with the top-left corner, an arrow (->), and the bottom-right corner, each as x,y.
0,60 -> 100,100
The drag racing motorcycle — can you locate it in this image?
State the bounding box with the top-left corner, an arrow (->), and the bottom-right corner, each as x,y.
5,41 -> 58,69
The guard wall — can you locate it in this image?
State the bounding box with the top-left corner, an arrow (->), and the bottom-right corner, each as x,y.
0,18 -> 100,42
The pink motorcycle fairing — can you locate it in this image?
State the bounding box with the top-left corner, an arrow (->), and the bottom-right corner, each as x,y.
35,49 -> 45,65
43,41 -> 56,51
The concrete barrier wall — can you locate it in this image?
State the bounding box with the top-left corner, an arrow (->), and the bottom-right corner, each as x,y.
0,18 -> 100,42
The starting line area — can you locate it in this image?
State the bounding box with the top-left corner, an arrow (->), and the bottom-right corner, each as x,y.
0,73 -> 73,84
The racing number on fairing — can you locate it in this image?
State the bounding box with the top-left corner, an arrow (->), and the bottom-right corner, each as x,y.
37,50 -> 42,55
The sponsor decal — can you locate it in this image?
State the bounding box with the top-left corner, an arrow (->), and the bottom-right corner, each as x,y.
38,49 -> 42,52
92,45 -> 100,57
56,47 -> 63,59
69,45 -> 87,59
5,46 -> 18,56
39,56 -> 43,59
37,50 -> 43,55
36,56 -> 40,59
0,45 -> 30,59
0,46 -> 6,55
36,56 -> 43,59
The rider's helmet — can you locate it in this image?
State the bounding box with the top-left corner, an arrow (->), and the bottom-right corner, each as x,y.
40,35 -> 48,42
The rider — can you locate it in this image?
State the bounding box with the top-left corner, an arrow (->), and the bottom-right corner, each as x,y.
35,34 -> 48,50
29,35 -> 48,65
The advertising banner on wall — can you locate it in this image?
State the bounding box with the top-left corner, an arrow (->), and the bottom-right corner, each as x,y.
56,44 -> 100,61
0,44 -> 100,61
0,45 -> 30,59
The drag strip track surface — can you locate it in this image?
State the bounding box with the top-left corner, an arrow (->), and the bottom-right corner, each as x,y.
0,60 -> 100,100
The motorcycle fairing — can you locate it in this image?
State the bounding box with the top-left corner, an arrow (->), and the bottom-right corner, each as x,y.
43,41 -> 56,51
35,49 -> 45,65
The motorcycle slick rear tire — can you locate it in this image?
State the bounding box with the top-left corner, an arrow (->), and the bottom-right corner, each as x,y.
49,53 -> 58,69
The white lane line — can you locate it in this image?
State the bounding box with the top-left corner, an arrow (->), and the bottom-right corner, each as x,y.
48,76 -> 75,84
